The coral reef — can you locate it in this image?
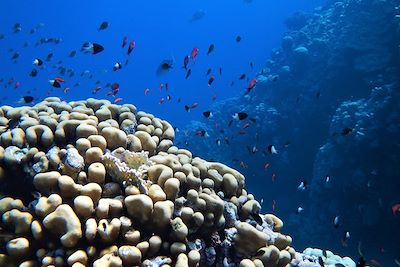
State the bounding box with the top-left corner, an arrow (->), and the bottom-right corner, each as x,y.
0,97 -> 353,266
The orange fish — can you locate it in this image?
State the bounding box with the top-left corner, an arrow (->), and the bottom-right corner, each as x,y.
92,86 -> 101,94
127,41 -> 135,55
191,102 -> 199,109
191,47 -> 199,62
159,83 -> 164,91
144,88 -> 150,95
208,75 -> 215,86
63,87 -> 70,93
242,123 -> 250,129
264,163 -> 270,169
246,78 -> 257,93
54,77 -> 65,83
114,97 -> 123,104
122,36 -> 128,48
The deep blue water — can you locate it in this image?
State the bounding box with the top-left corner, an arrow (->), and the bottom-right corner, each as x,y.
0,0 -> 324,129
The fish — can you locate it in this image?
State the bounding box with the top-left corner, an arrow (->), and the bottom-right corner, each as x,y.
113,97 -> 123,104
166,95 -> 171,101
18,96 -> 34,104
246,78 -> 257,93
297,180 -> 307,191
144,88 -> 150,95
64,87 -> 70,93
392,203 -> 400,215
189,9 -> 206,22
296,207 -> 304,214
250,62 -> 254,69
272,200 -> 276,211
33,58 -> 43,66
29,68 -> 38,77
267,145 -> 278,154
122,36 -> 128,48
206,68 -> 212,76
127,41 -> 135,55
342,231 -> 350,246
92,86 -> 101,94
239,73 -> 246,80
325,175 -> 330,183
207,44 -> 215,55
69,50 -> 77,57
191,48 -> 199,62
341,127 -> 353,136
208,76 -> 215,86
242,123 -> 250,129
13,23 -> 22,33
236,35 -> 242,42
11,52 -> 20,60
156,59 -> 174,75
46,53 -> 53,61
203,111 -> 213,118
81,42 -> 104,54
333,216 -> 340,228
219,67 -> 222,76
216,139 -> 221,146
318,257 -> 325,267
185,69 -> 192,79
395,258 -> 400,267
370,259 -> 381,266
159,97 -> 165,104
113,62 -> 122,71
233,112 -> 248,120
98,21 -> 109,31
183,55 -> 190,69
271,75 -> 279,82
49,79 -> 61,88
195,129 -> 208,137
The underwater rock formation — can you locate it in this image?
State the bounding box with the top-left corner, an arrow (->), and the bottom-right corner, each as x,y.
0,97 -> 354,266
177,0 -> 400,263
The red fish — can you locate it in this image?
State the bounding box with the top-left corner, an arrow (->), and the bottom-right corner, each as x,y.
122,36 -> 128,48
127,41 -> 135,55
106,91 -> 114,96
242,122 -> 250,129
191,47 -> 199,62
54,77 -> 65,83
92,86 -> 101,94
63,87 -> 70,93
114,97 -> 123,104
191,102 -> 199,109
208,75 -> 215,86
111,83 -> 119,91
144,88 -> 150,95
159,97 -> 165,104
370,259 -> 381,266
246,78 -> 257,93
14,81 -> 20,89
159,83 -> 164,91
272,200 -> 276,211
264,163 -> 270,169
392,203 -> 400,215
183,55 -> 190,69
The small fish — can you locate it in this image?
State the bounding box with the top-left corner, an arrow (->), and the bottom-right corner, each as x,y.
11,52 -> 20,60
233,112 -> 248,120
49,79 -> 61,88
239,73 -> 246,80
219,67 -> 222,76
333,216 -> 340,228
246,78 -> 257,93
29,68 -> 38,77
272,199 -> 276,211
33,58 -> 43,66
297,180 -> 308,191
242,123 -> 250,129
111,83 -> 120,91
64,87 -> 70,93
267,145 -> 278,154
216,139 -> 221,146
191,102 -> 199,109
271,75 -> 279,82
392,203 -> 400,215
264,163 -> 270,169
156,59 -> 174,75
113,62 -> 122,71
207,44 -> 215,55
325,175 -> 330,183
13,23 -> 22,33
46,52 -> 53,61
356,257 -> 366,267
166,95 -> 171,101
230,81 -> 235,86
159,97 -> 165,104
250,62 -> 254,69
122,36 -> 128,48
195,129 -> 208,137
183,55 -> 190,69
189,9 -> 206,22
191,47 -> 199,62
113,97 -> 123,104
342,231 -> 350,246
296,207 -> 304,214
69,50 -> 77,57
235,35 -> 242,42
341,127 -> 353,136
370,259 -> 381,266
18,96 -> 34,104
185,69 -> 192,79
144,88 -> 150,95
203,111 -> 213,118
98,21 -> 109,31
206,68 -> 212,76
81,42 -> 104,54
92,86 -> 101,94
208,76 -> 215,86
127,41 -> 135,55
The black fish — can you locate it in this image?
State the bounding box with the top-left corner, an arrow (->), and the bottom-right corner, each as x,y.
234,112 -> 248,120
250,213 -> 263,225
185,69 -> 192,79
356,257 -> 366,267
69,50 -> 77,57
206,68 -> 212,76
236,35 -> 242,42
239,73 -> 246,80
228,120 -> 233,127
207,44 -> 215,55
98,21 -> 109,31
81,42 -> 104,55
250,62 -> 254,69
18,96 -> 34,104
203,111 -> 212,118
11,52 -> 20,60
184,105 -> 190,112
156,59 -> 174,75
46,53 -> 53,61
13,23 -> 22,33
341,127 -> 353,136
113,62 -> 122,71
219,67 -> 222,76
29,68 -> 38,77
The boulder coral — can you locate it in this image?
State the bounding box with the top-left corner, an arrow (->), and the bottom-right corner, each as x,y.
0,98 -> 354,266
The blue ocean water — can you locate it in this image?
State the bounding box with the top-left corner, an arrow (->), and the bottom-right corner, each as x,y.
1,0 -> 399,266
